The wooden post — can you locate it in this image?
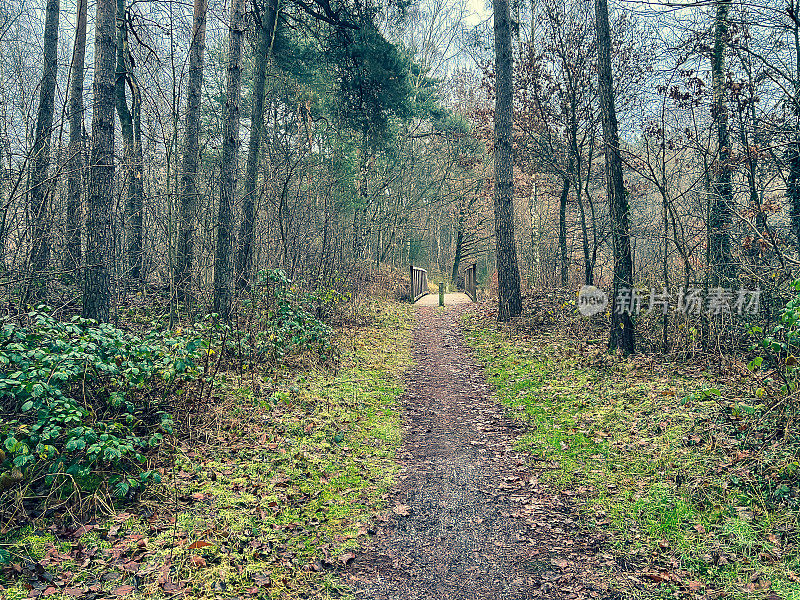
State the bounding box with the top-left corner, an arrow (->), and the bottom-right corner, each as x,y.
410,264 -> 414,303
439,282 -> 444,306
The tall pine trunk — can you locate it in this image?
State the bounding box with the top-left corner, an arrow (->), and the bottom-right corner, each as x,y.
66,0 -> 87,274
237,0 -> 279,289
493,0 -> 522,321
708,0 -> 733,284
82,0 -> 117,321
27,0 -> 60,302
595,0 -> 634,354
176,0 -> 208,298
213,0 -> 245,320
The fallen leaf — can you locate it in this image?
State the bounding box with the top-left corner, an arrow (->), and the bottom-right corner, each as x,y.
392,504 -> 410,516
113,586 -> 136,596
338,552 -> 356,566
188,540 -> 213,550
189,555 -> 207,568
71,525 -> 94,538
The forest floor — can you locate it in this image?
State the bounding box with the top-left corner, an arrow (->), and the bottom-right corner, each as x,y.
2,296 -> 799,600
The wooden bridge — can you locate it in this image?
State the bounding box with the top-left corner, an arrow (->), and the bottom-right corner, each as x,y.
410,264 -> 477,305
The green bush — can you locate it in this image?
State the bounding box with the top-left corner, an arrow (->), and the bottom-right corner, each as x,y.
0,309 -> 206,498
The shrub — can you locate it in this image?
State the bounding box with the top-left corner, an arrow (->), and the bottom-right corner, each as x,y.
0,309 -> 206,499
240,270 -> 333,362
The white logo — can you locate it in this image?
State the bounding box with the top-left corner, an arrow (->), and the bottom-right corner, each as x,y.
578,285 -> 608,316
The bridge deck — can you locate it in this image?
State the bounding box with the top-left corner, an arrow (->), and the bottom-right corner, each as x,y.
415,292 -> 473,306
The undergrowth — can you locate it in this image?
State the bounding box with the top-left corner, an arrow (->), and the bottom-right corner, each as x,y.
462,309 -> 800,600
0,300 -> 413,599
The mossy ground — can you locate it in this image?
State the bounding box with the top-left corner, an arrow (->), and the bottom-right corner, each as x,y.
0,301 -> 413,600
462,311 -> 800,600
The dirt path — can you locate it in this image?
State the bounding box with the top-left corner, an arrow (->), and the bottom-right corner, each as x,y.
347,305 -> 610,599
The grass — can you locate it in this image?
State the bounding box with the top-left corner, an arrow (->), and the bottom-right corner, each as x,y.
462,311 -> 800,600
0,301 -> 414,600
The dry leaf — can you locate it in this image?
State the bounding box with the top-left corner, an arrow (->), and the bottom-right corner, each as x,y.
338,551 -> 356,566
189,555 -> 207,568
393,504 -> 410,516
188,540 -> 213,550
113,586 -> 136,596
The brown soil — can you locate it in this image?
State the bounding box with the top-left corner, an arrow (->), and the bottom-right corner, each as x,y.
346,305 -> 614,599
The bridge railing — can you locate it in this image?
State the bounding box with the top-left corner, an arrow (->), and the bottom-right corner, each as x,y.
410,265 -> 428,302
465,263 -> 477,302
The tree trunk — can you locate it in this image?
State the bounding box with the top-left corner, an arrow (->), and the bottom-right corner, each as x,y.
176,0 -> 208,298
708,0 -> 733,284
66,0 -> 87,275
26,0 -> 60,302
789,0 -> 800,254
789,147 -> 800,252
577,188 -> 592,285
115,0 -> 143,282
452,209 -> 465,286
129,78 -> 144,280
237,0 -> 279,289
213,0 -> 245,320
493,0 -> 522,321
82,0 -> 117,321
558,175 -> 569,287
595,0 -> 634,354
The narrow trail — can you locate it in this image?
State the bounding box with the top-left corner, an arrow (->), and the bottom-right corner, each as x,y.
347,305 -> 610,599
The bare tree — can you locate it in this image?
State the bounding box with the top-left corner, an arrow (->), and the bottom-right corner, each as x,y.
82,0 -> 117,321
708,0 -> 733,283
237,0 -> 279,289
115,0 -> 144,282
176,0 -> 208,298
26,0 -> 60,302
595,0 -> 634,354
213,0 -> 246,319
66,0 -> 87,275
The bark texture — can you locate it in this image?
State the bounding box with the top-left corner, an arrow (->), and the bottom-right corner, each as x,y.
66,0 -> 87,274
213,0 -> 246,320
176,0 -> 208,297
708,0 -> 733,284
27,0 -> 60,301
493,0 -> 522,322
82,0 -> 117,321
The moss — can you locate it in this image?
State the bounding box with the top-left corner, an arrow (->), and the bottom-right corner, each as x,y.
462,311 -> 800,599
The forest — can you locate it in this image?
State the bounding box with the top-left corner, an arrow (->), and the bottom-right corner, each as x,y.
1,0 -> 800,596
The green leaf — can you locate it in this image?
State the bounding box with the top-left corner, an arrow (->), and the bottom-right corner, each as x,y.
64,438 -> 86,452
